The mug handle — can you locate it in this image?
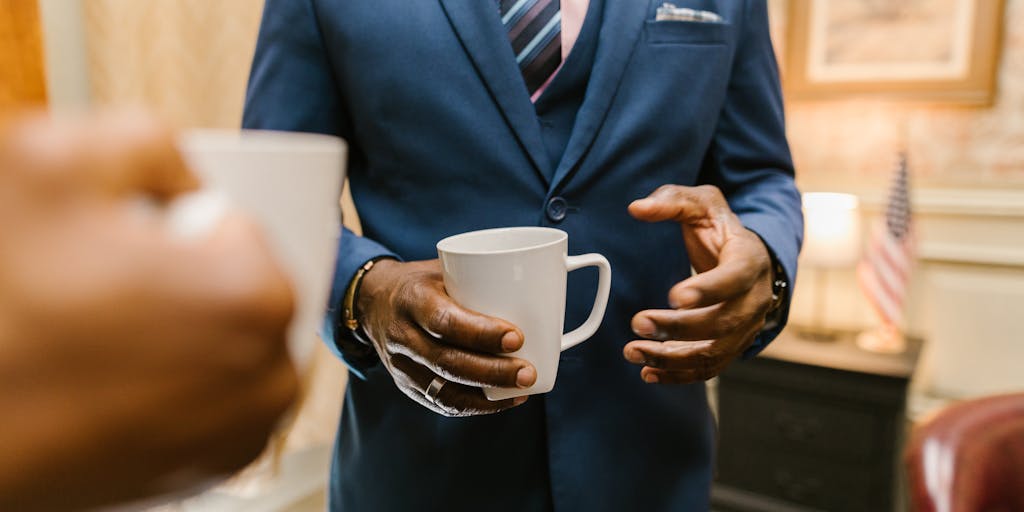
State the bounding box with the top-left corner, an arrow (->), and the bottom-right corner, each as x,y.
561,254 -> 612,351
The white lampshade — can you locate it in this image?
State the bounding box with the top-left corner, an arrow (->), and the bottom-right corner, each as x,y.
801,192 -> 862,269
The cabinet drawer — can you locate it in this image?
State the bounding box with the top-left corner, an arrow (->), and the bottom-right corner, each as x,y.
719,387 -> 882,464
717,446 -> 887,511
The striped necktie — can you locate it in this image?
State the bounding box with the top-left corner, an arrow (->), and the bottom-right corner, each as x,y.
499,0 -> 563,95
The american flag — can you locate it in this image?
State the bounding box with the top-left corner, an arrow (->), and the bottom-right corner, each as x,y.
858,154 -> 915,327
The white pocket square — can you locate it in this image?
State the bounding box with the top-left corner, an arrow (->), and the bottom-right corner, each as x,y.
655,3 -> 723,23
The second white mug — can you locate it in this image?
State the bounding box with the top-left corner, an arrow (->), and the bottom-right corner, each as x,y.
172,130 -> 346,368
437,227 -> 612,400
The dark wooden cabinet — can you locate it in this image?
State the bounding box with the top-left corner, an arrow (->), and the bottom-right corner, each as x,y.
712,333 -> 920,512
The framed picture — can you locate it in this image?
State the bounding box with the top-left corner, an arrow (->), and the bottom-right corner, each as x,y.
785,0 -> 1005,105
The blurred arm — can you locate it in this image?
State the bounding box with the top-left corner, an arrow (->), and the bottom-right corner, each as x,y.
0,112 -> 297,511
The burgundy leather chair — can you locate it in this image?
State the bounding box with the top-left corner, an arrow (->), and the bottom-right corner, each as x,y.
905,393 -> 1024,512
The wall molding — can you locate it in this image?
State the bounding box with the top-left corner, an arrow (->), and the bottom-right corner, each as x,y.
918,243 -> 1024,268
857,188 -> 1024,217
850,187 -> 1024,268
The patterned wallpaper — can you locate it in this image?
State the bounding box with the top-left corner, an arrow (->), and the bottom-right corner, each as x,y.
770,0 -> 1024,191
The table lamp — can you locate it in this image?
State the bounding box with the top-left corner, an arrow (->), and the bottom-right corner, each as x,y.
798,192 -> 862,340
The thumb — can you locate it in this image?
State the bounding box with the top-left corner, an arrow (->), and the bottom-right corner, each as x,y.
9,110 -> 200,202
80,110 -> 200,201
629,185 -> 721,224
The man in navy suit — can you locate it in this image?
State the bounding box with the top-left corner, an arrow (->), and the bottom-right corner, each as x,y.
244,0 -> 802,510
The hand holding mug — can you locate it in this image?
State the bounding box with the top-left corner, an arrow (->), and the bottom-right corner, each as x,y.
357,259 -> 537,417
0,112 -> 297,512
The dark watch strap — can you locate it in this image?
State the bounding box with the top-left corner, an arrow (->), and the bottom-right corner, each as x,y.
764,258 -> 788,330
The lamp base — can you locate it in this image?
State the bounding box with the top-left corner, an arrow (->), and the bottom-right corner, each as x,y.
855,325 -> 906,354
792,326 -> 842,343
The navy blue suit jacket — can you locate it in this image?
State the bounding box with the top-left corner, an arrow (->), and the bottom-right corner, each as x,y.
244,1 -> 802,510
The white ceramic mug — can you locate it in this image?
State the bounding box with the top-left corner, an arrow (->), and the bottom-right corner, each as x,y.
437,227 -> 612,400
170,130 -> 346,368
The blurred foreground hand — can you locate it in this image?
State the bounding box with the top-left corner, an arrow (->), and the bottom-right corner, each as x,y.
0,112 -> 298,512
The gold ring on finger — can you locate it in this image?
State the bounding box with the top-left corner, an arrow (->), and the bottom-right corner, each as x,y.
424,376 -> 446,404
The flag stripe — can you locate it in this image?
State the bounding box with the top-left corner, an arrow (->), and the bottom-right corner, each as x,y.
859,264 -> 901,324
880,234 -> 911,277
863,263 -> 902,322
868,252 -> 906,302
871,237 -> 909,286
858,154 -> 914,329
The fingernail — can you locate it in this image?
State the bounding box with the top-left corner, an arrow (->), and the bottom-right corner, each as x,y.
516,366 -> 537,388
644,373 -> 660,384
624,347 -> 645,364
633,317 -> 656,337
501,331 -> 523,352
513,396 -> 528,406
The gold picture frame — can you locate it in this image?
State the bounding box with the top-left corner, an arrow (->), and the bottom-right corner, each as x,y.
785,0 -> 1005,106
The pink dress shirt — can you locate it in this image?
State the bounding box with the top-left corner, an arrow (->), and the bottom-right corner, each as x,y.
560,0 -> 590,60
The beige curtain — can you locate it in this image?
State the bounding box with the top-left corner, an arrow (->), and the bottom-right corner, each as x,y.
82,0 -> 363,224
83,0 -> 264,128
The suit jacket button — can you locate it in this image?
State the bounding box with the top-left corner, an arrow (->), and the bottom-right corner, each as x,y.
546,197 -> 568,223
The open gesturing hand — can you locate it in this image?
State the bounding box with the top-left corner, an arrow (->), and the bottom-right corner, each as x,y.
623,185 -> 776,384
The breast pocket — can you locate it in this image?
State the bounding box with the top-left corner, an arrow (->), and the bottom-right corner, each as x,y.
643,20 -> 732,45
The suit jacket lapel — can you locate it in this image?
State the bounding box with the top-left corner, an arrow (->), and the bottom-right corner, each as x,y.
549,0 -> 647,192
438,0 -> 553,183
